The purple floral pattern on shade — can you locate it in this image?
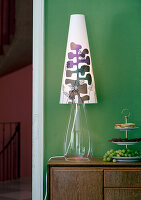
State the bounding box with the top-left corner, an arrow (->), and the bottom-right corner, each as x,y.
64,42 -> 92,104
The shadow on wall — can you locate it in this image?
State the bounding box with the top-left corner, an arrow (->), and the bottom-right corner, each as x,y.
0,0 -> 33,76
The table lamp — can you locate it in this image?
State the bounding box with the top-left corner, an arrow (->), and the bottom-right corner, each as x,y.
60,14 -> 97,161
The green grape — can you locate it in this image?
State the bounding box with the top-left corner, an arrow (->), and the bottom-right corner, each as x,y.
110,149 -> 114,153
122,149 -> 126,154
105,152 -> 110,157
113,159 -> 117,163
103,157 -> 107,162
109,154 -> 113,158
107,157 -> 111,162
131,153 -> 135,157
104,149 -> 141,162
127,149 -> 131,153
135,151 -> 140,156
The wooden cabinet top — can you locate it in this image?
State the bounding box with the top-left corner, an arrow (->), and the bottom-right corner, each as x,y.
48,157 -> 141,167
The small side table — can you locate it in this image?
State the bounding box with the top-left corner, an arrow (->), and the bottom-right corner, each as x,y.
47,157 -> 141,200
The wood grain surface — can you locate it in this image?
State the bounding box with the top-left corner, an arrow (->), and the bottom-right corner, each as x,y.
50,167 -> 103,200
104,170 -> 141,188
47,157 -> 141,200
104,188 -> 141,200
48,157 -> 141,167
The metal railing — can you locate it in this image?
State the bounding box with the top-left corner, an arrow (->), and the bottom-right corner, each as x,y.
0,122 -> 20,181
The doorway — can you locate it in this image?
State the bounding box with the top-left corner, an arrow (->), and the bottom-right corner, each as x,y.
0,0 -> 33,199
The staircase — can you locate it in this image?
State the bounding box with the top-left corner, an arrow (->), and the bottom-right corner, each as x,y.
0,122 -> 20,181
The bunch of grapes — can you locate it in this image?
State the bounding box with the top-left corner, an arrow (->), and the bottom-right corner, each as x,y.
103,149 -> 141,163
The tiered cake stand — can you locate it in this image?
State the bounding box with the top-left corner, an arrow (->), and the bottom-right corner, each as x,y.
112,109 -> 141,162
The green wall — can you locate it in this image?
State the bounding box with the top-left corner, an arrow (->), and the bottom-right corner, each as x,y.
44,0 -> 141,196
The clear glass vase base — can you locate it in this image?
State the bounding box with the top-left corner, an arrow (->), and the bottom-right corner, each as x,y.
64,155 -> 90,162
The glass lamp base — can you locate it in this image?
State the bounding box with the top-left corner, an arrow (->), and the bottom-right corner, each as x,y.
64,104 -> 93,162
64,155 -> 91,162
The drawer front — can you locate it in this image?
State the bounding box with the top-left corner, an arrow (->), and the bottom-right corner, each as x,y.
50,167 -> 103,200
104,170 -> 141,187
105,188 -> 141,200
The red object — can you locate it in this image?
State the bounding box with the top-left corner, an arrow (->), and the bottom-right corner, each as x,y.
0,65 -> 32,178
108,138 -> 141,142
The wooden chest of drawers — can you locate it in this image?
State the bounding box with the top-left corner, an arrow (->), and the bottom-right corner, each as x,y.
47,157 -> 141,200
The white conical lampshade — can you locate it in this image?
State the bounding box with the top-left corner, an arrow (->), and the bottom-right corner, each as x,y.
60,14 -> 97,104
